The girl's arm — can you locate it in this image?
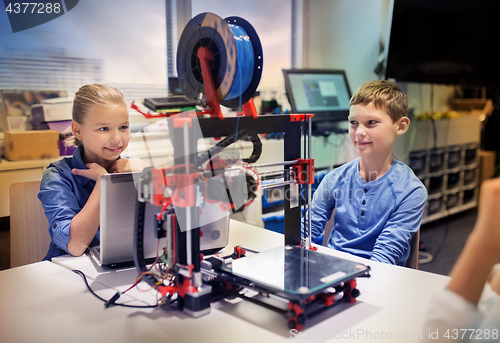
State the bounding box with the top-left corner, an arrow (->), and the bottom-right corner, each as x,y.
67,163 -> 108,256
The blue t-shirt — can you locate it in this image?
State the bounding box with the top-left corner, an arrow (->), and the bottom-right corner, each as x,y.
37,145 -> 100,261
304,158 -> 427,266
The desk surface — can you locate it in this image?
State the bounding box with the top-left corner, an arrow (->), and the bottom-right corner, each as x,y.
0,220 -> 449,343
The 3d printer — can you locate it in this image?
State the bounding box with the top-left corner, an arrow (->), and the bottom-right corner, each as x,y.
131,12 -> 370,330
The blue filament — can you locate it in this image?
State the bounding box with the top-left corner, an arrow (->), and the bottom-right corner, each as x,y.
224,23 -> 255,101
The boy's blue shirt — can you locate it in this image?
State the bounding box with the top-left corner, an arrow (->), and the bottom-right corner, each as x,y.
304,157 -> 427,266
37,145 -> 100,261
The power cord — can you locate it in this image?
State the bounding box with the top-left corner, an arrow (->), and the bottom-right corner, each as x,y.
418,198 -> 451,265
418,251 -> 433,264
72,270 -> 158,309
429,84 -> 438,151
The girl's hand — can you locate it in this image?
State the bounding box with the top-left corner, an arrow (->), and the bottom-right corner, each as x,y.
108,158 -> 149,173
72,163 -> 108,181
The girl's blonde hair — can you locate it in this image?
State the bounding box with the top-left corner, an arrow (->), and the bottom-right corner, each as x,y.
349,80 -> 408,123
67,84 -> 127,147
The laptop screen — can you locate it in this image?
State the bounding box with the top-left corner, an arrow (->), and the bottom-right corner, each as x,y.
98,172 -> 229,266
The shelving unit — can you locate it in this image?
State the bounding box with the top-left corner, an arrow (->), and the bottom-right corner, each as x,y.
409,143 -> 479,224
392,114 -> 482,224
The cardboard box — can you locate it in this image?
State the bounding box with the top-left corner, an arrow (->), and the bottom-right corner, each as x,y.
479,150 -> 496,185
31,97 -> 73,126
4,130 -> 60,161
449,99 -> 494,119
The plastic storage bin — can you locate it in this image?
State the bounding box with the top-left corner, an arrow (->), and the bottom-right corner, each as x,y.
447,172 -> 460,190
448,146 -> 462,169
262,211 -> 284,234
429,148 -> 445,173
409,150 -> 427,176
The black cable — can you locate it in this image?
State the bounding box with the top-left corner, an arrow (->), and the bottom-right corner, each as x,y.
431,219 -> 450,262
301,117 -> 306,239
419,195 -> 451,266
196,129 -> 262,168
430,84 -> 438,150
133,194 -> 158,288
72,270 -> 157,309
427,197 -> 451,263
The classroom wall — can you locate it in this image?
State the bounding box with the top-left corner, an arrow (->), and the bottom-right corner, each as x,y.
300,0 -> 455,115
301,0 -> 388,91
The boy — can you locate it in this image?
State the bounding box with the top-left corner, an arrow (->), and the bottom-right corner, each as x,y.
306,80 -> 427,266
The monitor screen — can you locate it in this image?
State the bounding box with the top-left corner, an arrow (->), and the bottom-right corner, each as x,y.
383,0 -> 500,88
283,69 -> 351,135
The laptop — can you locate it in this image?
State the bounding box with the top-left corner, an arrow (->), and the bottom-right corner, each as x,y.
90,172 -> 230,267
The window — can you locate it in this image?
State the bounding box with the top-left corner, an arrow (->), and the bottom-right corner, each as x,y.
0,0 -> 167,101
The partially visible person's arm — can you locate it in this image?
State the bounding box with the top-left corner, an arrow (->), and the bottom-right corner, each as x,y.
423,179 -> 500,342
447,179 -> 500,304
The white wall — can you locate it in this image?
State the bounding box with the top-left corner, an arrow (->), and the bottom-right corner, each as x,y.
301,0 -> 456,116
302,0 -> 389,91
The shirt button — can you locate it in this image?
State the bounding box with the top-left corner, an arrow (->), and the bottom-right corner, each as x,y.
362,200 -> 366,205
361,211 -> 365,216
364,188 -> 368,193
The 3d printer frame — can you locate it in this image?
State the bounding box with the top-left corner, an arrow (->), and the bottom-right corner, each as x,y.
131,29 -> 369,328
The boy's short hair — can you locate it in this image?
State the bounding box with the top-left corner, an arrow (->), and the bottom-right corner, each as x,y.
349,80 -> 409,122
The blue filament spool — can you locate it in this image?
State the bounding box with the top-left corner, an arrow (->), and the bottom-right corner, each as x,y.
221,16 -> 263,108
177,13 -> 263,108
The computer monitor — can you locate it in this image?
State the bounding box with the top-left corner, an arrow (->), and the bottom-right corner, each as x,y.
283,69 -> 352,136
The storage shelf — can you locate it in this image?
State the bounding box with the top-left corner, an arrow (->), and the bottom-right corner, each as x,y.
410,143 -> 479,224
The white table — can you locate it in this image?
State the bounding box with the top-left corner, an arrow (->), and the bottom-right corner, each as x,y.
0,220 -> 450,343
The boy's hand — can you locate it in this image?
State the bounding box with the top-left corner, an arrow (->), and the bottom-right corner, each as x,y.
107,158 -> 149,173
72,163 -> 108,181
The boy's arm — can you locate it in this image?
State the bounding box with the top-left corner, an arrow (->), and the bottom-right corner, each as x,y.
370,186 -> 427,265
302,175 -> 336,244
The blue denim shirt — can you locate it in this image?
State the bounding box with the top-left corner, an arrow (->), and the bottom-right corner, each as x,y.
38,145 -> 100,261
303,158 -> 427,266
